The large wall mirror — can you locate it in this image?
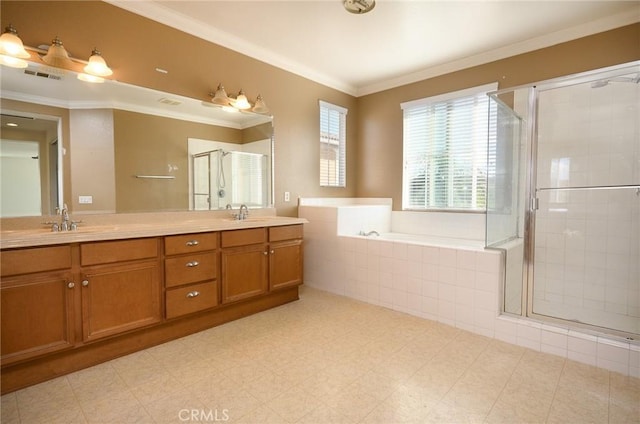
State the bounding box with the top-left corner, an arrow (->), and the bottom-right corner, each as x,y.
0,61 -> 273,217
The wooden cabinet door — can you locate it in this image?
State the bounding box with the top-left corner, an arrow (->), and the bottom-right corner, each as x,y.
221,244 -> 268,304
269,240 -> 303,291
81,261 -> 161,342
1,272 -> 75,365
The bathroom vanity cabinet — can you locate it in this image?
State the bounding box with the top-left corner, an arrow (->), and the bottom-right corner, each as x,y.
220,225 -> 304,303
164,232 -> 219,319
0,221 -> 304,394
79,238 -> 162,342
0,246 -> 75,365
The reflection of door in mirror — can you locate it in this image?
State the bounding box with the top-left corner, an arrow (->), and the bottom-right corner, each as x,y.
188,138 -> 271,210
0,112 -> 61,217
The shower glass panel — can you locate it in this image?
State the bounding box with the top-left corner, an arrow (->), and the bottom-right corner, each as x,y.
192,153 -> 212,209
532,70 -> 639,335
192,150 -> 268,210
486,91 -> 526,315
486,94 -> 524,247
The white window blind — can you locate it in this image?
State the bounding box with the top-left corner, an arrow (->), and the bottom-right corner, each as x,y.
319,100 -> 347,187
401,83 -> 497,211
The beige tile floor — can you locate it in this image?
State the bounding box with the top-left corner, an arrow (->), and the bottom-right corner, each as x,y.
1,286 -> 639,424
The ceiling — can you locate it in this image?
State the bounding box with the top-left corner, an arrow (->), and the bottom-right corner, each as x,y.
108,0 -> 639,96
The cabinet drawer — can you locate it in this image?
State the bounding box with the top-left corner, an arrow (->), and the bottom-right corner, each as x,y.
221,228 -> 266,248
1,245 -> 72,277
81,238 -> 158,266
165,232 -> 218,256
269,224 -> 303,242
166,281 -> 218,319
165,252 -> 217,288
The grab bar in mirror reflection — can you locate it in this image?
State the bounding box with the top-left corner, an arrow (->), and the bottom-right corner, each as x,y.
135,175 -> 176,179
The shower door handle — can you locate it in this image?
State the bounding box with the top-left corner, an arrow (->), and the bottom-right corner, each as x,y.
530,197 -> 539,210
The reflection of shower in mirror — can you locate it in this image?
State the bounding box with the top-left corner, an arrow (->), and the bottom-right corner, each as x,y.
188,139 -> 271,211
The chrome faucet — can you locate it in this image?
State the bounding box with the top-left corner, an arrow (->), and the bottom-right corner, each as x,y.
50,204 -> 78,232
238,204 -> 249,220
359,230 -> 380,237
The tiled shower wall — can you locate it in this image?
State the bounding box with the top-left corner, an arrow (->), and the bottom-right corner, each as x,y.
533,78 -> 640,335
300,203 -> 640,377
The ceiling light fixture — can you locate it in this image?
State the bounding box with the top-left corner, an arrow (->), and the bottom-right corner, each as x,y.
343,0 -> 375,14
0,24 -> 30,68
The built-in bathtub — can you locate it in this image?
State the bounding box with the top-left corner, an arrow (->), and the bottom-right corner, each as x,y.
299,197 -> 639,377
353,232 -> 485,250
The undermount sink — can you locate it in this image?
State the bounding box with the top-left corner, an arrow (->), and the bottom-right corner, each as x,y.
223,217 -> 273,223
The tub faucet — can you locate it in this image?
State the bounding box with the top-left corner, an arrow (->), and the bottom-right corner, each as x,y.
359,230 -> 380,237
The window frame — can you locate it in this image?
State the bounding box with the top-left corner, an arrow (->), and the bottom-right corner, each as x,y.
319,100 -> 347,188
401,83 -> 497,212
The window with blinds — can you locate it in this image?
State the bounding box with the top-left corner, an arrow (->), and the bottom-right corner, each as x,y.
401,83 -> 497,211
319,100 -> 347,187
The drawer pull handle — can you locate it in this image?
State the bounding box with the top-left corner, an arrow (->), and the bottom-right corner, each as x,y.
67,282 -> 75,289
186,261 -> 200,267
186,291 -> 200,298
186,240 -> 199,246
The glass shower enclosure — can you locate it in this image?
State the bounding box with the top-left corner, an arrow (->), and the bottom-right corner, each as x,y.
487,62 -> 639,338
192,149 -> 268,210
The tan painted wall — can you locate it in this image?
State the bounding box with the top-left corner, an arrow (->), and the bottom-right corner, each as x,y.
1,0 -> 358,217
69,109 -> 115,213
113,109 -> 244,212
355,23 -> 640,210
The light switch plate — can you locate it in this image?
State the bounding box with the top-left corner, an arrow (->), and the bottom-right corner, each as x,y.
284,191 -> 290,202
79,195 -> 93,204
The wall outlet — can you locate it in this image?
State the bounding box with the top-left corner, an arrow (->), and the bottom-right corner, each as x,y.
284,191 -> 290,202
79,195 -> 93,204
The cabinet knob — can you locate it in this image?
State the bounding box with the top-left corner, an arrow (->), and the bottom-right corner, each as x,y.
67,282 -> 75,289
82,280 -> 89,287
186,240 -> 199,246
263,251 -> 268,256
186,291 -> 200,298
186,261 -> 199,267
270,250 -> 275,254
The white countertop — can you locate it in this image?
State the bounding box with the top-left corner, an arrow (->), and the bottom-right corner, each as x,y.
0,212 -> 307,249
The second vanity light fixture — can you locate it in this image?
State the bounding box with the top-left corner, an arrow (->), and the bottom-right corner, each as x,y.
0,24 -> 113,83
211,84 -> 270,114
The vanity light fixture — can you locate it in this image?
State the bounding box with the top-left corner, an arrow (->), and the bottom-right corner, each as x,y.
210,84 -> 269,114
0,24 -> 30,68
41,36 -> 73,68
0,26 -> 114,83
211,84 -> 231,106
252,94 -> 269,114
231,89 -> 252,110
77,48 -> 113,83
84,49 -> 113,77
